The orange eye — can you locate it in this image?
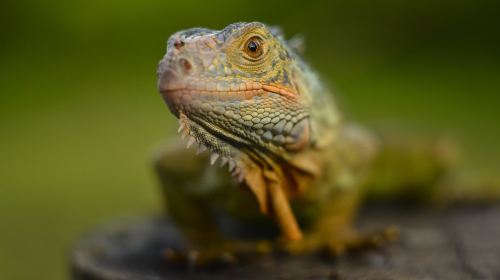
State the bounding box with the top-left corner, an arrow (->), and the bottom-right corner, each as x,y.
244,37 -> 264,58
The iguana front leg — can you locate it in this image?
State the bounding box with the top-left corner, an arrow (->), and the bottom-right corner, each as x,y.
281,125 -> 399,256
283,190 -> 399,256
154,141 -> 274,265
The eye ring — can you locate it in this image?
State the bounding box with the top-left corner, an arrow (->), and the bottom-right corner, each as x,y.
243,36 -> 264,59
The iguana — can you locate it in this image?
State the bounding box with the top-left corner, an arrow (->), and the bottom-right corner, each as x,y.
154,22 -> 487,264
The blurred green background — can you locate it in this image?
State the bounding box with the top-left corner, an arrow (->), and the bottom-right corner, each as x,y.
0,0 -> 499,279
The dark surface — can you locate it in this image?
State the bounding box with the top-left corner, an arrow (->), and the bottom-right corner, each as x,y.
70,205 -> 500,280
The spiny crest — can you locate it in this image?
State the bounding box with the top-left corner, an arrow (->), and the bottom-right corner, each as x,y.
177,118 -> 245,182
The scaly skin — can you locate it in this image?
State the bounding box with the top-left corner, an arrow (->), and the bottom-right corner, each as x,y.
154,22 -> 444,263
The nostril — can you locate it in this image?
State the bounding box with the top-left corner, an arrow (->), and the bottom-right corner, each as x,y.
179,58 -> 192,74
174,40 -> 185,50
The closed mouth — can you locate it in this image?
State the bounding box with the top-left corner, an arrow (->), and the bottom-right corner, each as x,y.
160,83 -> 292,118
160,82 -> 296,99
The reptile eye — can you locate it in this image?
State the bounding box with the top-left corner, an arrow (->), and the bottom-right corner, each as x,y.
248,40 -> 258,52
244,37 -> 263,58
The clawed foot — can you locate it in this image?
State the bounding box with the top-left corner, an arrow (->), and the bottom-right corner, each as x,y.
163,227 -> 399,266
326,226 -> 399,256
164,248 -> 237,267
163,240 -> 272,267
282,226 -> 400,257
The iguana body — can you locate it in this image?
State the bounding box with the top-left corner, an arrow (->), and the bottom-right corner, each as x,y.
155,22 -> 451,262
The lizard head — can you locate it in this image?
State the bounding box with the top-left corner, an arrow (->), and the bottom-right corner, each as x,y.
157,22 -> 338,215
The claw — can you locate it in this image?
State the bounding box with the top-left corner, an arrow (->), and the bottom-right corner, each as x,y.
164,248 -> 177,261
383,226 -> 400,242
187,250 -> 200,267
219,252 -> 237,264
328,243 -> 346,257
